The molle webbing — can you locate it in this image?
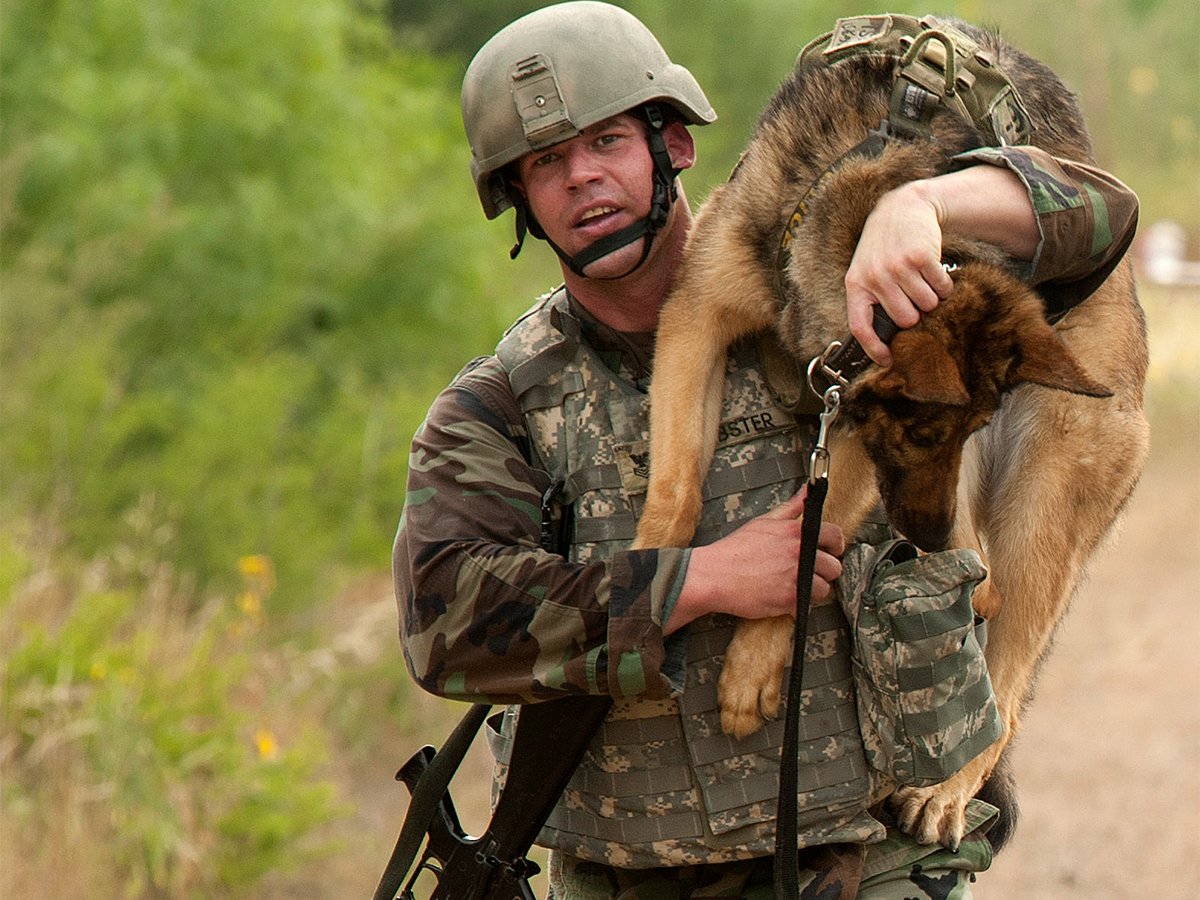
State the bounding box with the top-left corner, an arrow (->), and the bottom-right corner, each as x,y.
798,14 -> 1033,147
567,453 -> 806,545
492,291 -> 880,862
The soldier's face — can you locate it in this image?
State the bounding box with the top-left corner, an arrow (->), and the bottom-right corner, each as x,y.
512,114 -> 692,279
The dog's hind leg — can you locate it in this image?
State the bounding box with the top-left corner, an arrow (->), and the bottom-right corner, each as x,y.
892,369 -> 1150,849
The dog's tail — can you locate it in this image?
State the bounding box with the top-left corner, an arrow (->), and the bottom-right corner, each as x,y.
976,750 -> 1020,852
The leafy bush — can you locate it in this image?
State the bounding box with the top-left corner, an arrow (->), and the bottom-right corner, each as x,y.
1,531 -> 341,897
0,0 -> 523,607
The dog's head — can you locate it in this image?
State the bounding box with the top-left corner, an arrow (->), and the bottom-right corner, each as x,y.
842,280 -> 1111,551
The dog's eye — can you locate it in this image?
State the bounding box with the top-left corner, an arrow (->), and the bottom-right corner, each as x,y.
906,424 -> 944,447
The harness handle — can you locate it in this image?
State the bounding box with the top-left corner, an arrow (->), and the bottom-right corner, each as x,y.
899,28 -> 958,97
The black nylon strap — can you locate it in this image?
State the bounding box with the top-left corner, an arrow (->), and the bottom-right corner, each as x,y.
774,476 -> 829,900
372,703 -> 491,900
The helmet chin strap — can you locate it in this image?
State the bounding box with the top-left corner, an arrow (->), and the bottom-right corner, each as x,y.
509,104 -> 680,280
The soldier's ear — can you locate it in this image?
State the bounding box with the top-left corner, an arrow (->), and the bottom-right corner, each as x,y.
506,163 -> 528,199
663,121 -> 695,171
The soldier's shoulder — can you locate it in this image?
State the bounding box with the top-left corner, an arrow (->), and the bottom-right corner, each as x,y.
429,354 -> 522,437
450,354 -> 509,390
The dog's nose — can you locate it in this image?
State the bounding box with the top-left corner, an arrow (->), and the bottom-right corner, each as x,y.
899,519 -> 952,553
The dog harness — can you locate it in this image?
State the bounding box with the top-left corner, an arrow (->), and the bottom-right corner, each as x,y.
803,15 -> 1033,145
772,14 -> 1037,394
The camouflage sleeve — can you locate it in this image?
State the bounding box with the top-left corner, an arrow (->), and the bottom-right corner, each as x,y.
951,145 -> 1138,312
393,355 -> 689,705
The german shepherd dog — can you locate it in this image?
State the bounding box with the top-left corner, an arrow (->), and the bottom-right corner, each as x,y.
633,17 -> 1149,849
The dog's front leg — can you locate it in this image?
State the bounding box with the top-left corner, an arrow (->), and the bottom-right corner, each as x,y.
719,615 -> 795,738
634,305 -> 729,549
635,207 -> 779,549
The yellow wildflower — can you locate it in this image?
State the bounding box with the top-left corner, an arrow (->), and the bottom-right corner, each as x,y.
237,591 -> 263,617
254,728 -> 280,761
237,555 -> 273,578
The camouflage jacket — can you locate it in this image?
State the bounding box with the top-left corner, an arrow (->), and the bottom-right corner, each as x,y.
393,144 -> 1137,864
952,146 -> 1138,318
394,143 -> 1136,703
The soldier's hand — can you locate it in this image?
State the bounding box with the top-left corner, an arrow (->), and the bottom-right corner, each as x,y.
845,180 -> 953,367
666,489 -> 845,634
847,165 -> 1041,366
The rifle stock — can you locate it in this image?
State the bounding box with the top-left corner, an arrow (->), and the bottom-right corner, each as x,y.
395,745 -> 537,900
376,695 -> 613,900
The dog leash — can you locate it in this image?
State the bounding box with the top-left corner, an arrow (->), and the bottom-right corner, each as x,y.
774,363 -> 843,900
774,304 -> 903,899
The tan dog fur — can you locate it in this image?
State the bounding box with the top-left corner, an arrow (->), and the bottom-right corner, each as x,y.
632,26 -> 1149,849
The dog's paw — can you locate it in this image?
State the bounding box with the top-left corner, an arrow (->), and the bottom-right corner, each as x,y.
892,768 -> 984,854
716,616 -> 792,739
717,668 -> 778,739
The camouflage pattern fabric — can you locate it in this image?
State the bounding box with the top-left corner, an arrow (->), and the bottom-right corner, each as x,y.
951,145 -> 1139,312
836,541 -> 1001,786
548,802 -> 996,899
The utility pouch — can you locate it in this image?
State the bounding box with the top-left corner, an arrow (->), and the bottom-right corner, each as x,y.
837,539 -> 1002,786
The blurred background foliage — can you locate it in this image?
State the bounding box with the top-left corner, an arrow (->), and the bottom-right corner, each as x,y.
1,0 -> 1196,896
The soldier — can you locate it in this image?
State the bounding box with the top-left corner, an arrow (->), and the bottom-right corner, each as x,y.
394,3 -> 1138,898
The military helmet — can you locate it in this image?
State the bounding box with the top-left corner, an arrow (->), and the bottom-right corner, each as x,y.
461,1 -> 716,219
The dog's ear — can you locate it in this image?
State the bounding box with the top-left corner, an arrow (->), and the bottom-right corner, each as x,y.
1010,323 -> 1113,398
876,330 -> 971,406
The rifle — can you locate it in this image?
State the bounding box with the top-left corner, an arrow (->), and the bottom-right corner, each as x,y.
374,694 -> 613,900
375,480 -> 604,899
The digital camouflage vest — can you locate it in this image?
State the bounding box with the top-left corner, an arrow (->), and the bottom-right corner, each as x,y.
488,290 -> 885,867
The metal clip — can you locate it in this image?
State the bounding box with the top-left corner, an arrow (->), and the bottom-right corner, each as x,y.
806,340 -> 850,401
808,385 -> 841,483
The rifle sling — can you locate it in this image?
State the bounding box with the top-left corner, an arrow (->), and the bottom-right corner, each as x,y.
373,702 -> 490,900
373,694 -> 613,900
